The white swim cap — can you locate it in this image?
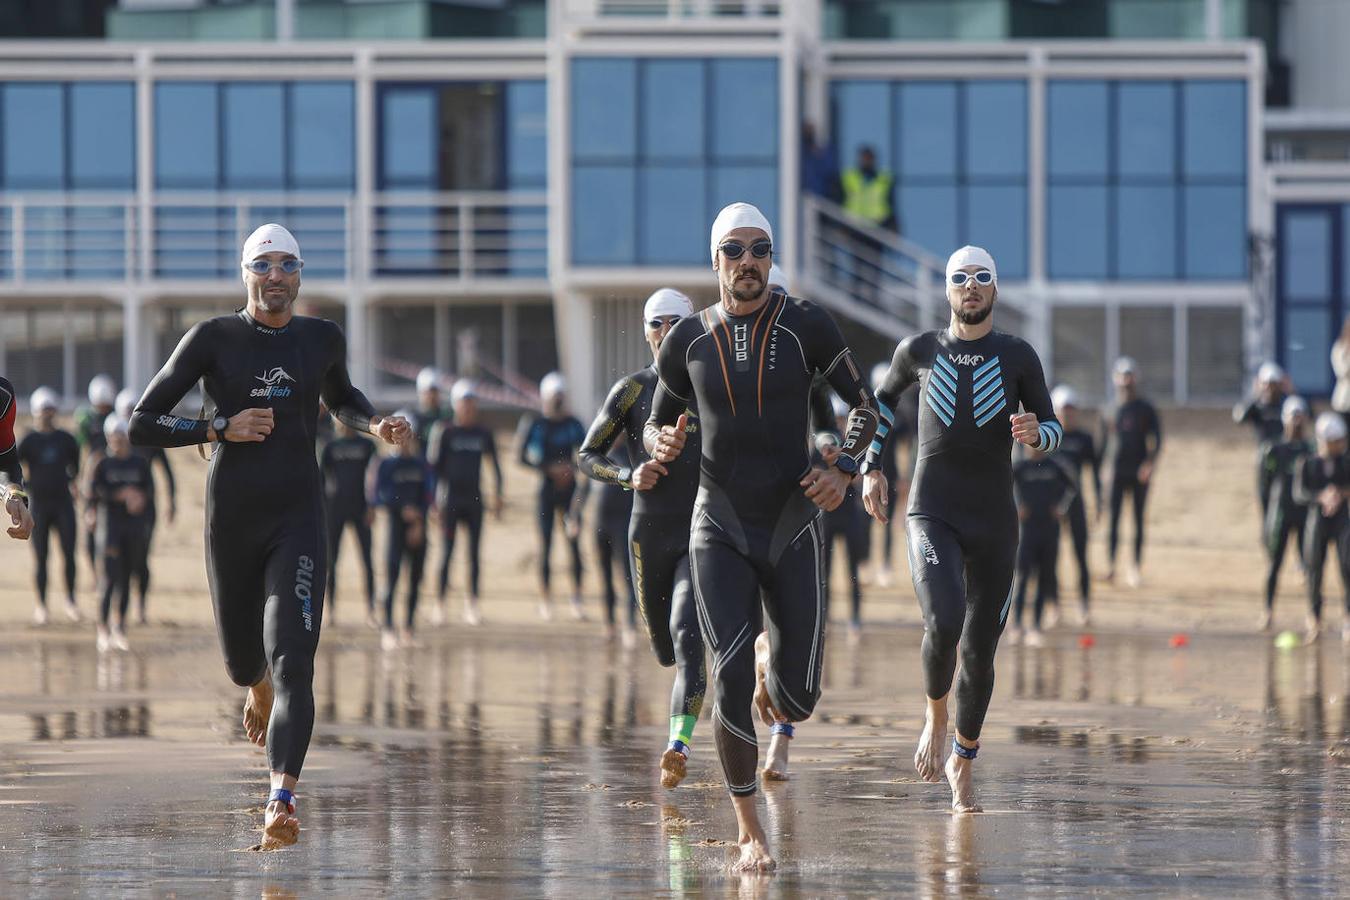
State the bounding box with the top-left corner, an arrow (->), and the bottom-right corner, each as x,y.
241,223 -> 301,262
539,371 -> 566,400
1316,412 -> 1347,443
767,263 -> 790,292
945,245 -> 997,284
1258,362 -> 1285,385
643,288 -> 694,323
1282,395 -> 1309,423
115,388 -> 138,421
416,367 -> 440,394
1113,356 -> 1138,377
710,202 -> 773,263
450,380 -> 477,404
87,374 -> 116,408
871,363 -> 889,391
102,415 -> 129,440
29,387 -> 57,413
1050,385 -> 1079,411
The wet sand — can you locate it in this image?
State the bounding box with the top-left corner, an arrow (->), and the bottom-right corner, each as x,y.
1,410 -> 1348,894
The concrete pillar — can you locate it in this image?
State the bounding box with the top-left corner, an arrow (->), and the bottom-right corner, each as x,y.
552,289 -> 596,413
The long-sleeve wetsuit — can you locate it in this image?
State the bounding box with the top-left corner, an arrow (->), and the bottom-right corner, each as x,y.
126,444 -> 175,615
645,290 -> 878,797
1263,438 -> 1310,611
129,309 -> 377,778
1050,426 -> 1100,608
1105,397 -> 1161,569
1295,453 -> 1350,622
19,428 -> 79,606
0,377 -> 24,491
431,423 -> 501,602
517,413 -> 587,595
1234,395 -> 1286,519
1011,456 -> 1077,629
90,453 -> 153,626
320,434 -> 377,613
866,328 -> 1061,743
373,453 -> 435,630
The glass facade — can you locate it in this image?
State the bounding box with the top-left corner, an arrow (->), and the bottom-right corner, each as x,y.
569,57 -> 779,266
1,82 -> 135,190
1276,204 -> 1349,396
832,79 -> 1028,279
1047,79 -> 1247,281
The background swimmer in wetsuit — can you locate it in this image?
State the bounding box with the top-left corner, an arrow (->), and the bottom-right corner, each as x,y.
19,387 -> 81,625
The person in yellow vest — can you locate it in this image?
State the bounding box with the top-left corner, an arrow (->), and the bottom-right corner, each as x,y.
841,146 -> 896,231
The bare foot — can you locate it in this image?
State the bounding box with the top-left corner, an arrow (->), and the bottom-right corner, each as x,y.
945,752 -> 983,813
569,595 -> 587,621
763,732 -> 791,781
463,598 -> 482,626
262,799 -> 300,849
243,677 -> 273,748
914,707 -> 949,783
1305,614 -> 1322,646
660,746 -> 687,789
732,832 -> 776,873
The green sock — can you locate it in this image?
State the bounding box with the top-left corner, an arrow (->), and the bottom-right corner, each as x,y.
669,714 -> 697,746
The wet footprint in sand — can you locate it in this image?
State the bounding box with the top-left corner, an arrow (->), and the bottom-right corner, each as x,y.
693,838 -> 736,848
583,783 -> 612,791
619,799 -> 654,808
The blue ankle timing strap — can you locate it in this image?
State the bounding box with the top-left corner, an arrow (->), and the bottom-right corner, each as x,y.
669,739 -> 689,757
951,739 -> 978,760
770,722 -> 795,738
268,788 -> 296,811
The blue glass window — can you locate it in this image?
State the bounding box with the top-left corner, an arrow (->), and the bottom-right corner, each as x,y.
1048,186 -> 1108,279
964,185 -> 1026,279
380,88 -> 436,190
835,81 -> 890,172
506,80 -> 547,190
1183,186 -> 1246,279
1284,307 -> 1332,395
897,185 -> 958,264
1116,186 -> 1177,279
639,166 -> 706,264
1182,81 -> 1246,179
572,166 -> 635,265
1048,82 -> 1109,179
1280,210 -> 1331,301
572,59 -> 637,162
290,82 -> 353,189
965,82 -> 1026,178
223,83 -> 284,189
1116,82 -> 1175,178
710,59 -> 778,162
896,83 -> 956,178
711,165 -> 779,233
4,84 -> 65,190
642,60 -> 704,161
70,83 -> 135,189
155,83 -> 220,189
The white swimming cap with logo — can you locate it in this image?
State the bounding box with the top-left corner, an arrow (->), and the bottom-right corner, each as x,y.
29,387 -> 57,413
710,202 -> 773,263
1316,411 -> 1347,443
416,367 -> 440,393
540,371 -> 566,399
114,388 -> 139,421
241,223 -> 301,262
87,374 -> 116,407
1050,385 -> 1079,410
643,288 -> 694,322
1282,395 -> 1309,423
767,263 -> 790,292
945,246 -> 997,283
450,380 -> 477,404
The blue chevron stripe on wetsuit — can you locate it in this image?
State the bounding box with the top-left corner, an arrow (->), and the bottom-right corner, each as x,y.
645,290 -> 879,797
129,309 -> 376,777
866,328 -> 1060,743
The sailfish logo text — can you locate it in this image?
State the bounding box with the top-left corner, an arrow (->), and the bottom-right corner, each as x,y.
251,367 -> 295,399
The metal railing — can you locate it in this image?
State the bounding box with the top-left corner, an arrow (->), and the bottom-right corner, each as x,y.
0,191 -> 547,286
800,194 -> 947,340
560,0 -> 781,18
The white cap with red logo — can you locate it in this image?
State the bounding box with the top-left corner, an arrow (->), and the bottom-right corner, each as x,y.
241,223 -> 301,262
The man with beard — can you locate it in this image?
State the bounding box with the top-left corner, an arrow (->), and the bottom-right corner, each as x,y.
130,223 -> 411,848
862,245 -> 1061,814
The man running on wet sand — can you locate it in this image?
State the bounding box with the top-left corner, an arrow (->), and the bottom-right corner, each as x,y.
863,245 -> 1061,813
0,375 -> 34,542
130,224 -> 410,848
645,203 -> 879,871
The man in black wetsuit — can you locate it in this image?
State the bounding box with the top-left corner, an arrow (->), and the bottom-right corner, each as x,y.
579,287 -> 706,788
430,380 -> 502,626
645,203 -> 879,872
115,388 -> 176,624
130,223 -> 410,849
1045,385 -> 1099,626
320,418 -> 377,626
1103,356 -> 1162,588
1261,396 -> 1310,632
1009,444 -> 1077,646
19,387 -> 82,624
1233,362 -> 1290,521
862,245 -> 1061,814
1295,412 -> 1350,644
0,376 -> 33,543
90,417 -> 152,653
373,414 -> 435,650
411,366 -> 452,458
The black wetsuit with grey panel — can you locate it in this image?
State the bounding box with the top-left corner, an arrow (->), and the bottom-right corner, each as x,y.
647,290 -> 878,797
867,329 -> 1060,742
129,309 -> 376,778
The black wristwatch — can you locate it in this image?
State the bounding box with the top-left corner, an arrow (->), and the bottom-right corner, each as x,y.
832,454 -> 858,476
212,416 -> 229,441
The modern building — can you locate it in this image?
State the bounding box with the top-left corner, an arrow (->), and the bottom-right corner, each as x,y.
0,0 -> 1332,410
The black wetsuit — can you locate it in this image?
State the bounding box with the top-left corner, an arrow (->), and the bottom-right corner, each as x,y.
127,444 -> 174,614
587,471 -> 638,627
518,413 -> 586,594
76,406 -> 112,574
19,428 -> 80,606
430,423 -> 500,601
1263,437 -> 1310,611
1234,395 -> 1286,518
1295,453 -> 1350,621
410,404 -> 451,460
1011,456 -> 1077,628
374,453 -> 434,630
1049,426 -> 1100,608
646,291 -> 878,797
130,309 -> 377,778
0,378 -> 21,489
823,463 -> 867,626
581,364 -> 705,724
1106,397 -> 1161,570
90,453 -> 153,626
868,329 -> 1060,742
320,434 -> 376,613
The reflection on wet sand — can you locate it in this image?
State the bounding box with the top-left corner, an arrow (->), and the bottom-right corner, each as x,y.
1,626 -> 1350,892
